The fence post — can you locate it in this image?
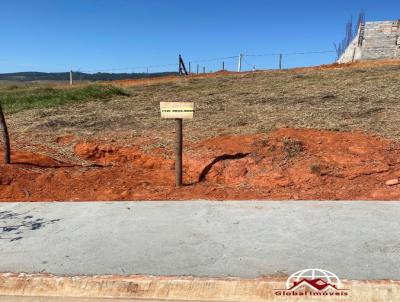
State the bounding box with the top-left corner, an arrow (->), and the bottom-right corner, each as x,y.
0,104 -> 10,164
69,70 -> 73,85
178,54 -> 188,75
178,55 -> 182,75
237,53 -> 243,72
279,54 -> 283,70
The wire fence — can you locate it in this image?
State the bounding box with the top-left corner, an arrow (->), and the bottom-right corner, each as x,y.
73,49 -> 337,75
3,49 -> 337,83
242,50 -> 337,71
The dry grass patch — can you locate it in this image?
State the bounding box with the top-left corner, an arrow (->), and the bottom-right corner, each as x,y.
283,138 -> 304,159
3,62 -> 400,152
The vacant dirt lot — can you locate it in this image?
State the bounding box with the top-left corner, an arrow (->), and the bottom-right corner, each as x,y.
6,60 -> 400,146
1,127 -> 400,201
1,60 -> 400,201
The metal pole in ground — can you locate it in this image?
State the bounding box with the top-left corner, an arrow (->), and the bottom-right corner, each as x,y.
189,62 -> 191,74
196,64 -> 199,74
279,54 -> 283,70
175,118 -> 183,187
237,53 -> 243,72
69,70 -> 73,85
222,61 -> 225,70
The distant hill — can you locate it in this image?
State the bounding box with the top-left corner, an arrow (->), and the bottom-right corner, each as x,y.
0,71 -> 178,82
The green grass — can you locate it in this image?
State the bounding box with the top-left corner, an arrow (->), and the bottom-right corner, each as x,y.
0,84 -> 129,114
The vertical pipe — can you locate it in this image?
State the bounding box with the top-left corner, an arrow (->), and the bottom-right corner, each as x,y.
196,64 -> 199,74
203,66 -> 205,73
69,70 -> 73,85
279,54 -> 283,70
222,61 -> 225,70
175,118 -> 183,187
189,62 -> 191,74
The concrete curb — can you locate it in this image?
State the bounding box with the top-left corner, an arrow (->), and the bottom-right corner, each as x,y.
0,273 -> 399,301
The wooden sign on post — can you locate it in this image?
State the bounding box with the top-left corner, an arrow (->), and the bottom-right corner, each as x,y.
160,102 -> 194,119
160,102 -> 194,187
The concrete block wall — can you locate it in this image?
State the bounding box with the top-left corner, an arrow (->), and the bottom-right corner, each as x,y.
337,30 -> 362,63
338,20 -> 400,63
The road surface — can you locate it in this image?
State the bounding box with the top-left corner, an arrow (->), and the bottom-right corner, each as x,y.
1,201 -> 400,280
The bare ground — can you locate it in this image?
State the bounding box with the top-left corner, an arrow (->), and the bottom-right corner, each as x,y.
6,60 -> 400,157
1,60 -> 400,201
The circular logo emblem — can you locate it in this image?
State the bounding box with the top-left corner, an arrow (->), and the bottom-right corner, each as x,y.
286,268 -> 341,291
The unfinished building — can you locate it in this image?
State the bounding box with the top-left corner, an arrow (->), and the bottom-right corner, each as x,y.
338,20 -> 400,63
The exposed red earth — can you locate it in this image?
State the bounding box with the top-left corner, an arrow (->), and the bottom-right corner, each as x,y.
1,128 -> 400,201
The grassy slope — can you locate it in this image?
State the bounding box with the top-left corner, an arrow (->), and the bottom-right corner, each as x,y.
4,62 -> 400,147
0,84 -> 128,114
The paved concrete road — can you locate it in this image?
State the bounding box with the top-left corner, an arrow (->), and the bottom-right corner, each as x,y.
0,201 -> 399,280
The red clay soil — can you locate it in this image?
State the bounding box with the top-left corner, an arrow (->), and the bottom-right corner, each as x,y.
292,59 -> 400,72
111,70 -> 237,87
1,128 -> 400,201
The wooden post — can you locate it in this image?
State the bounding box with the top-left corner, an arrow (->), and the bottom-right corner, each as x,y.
279,54 -> 283,70
69,70 -> 73,85
0,104 -> 10,164
178,55 -> 182,75
237,53 -> 243,72
175,118 -> 183,187
160,102 -> 193,187
178,54 -> 188,75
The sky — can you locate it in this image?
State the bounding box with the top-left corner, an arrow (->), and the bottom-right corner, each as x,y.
0,0 -> 399,73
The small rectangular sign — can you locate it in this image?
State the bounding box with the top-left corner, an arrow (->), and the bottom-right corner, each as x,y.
160,102 -> 194,119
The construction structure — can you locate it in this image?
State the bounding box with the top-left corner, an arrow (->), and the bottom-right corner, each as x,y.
338,20 -> 400,63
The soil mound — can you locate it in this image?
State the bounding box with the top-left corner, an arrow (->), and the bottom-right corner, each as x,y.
1,128 -> 400,201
